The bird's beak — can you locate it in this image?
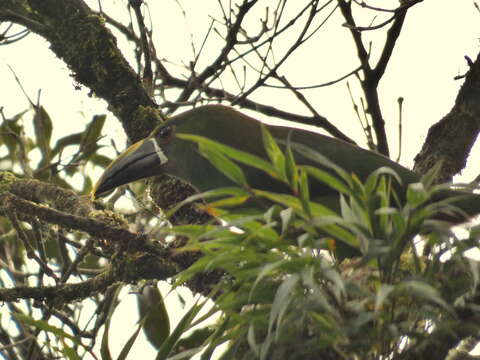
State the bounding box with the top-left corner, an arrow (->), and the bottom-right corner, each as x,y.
91,138 -> 168,199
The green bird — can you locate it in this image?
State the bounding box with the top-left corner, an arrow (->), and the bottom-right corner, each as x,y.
92,105 -> 480,224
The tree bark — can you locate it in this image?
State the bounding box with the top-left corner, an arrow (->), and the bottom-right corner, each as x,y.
414,53 -> 480,182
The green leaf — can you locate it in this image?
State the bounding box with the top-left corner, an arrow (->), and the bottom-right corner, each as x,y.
420,160 -> 443,188
137,285 -> 170,350
14,313 -> 80,345
167,347 -> 204,360
287,140 -> 350,182
279,207 -> 294,235
199,320 -> 230,360
174,327 -> 215,358
339,194 -> 356,223
116,320 -> 144,360
79,114 -> 106,159
298,169 -> 311,216
205,194 -> 250,210
252,189 -> 335,217
407,182 -> 429,207
101,317 -> 113,360
349,173 -> 366,203
250,260 -> 287,302
0,113 -> 25,154
268,274 -> 299,339
165,187 -> 250,219
155,298 -> 206,360
247,324 -> 260,358
399,280 -> 454,316
60,346 -> 81,360
82,114 -> 106,147
90,154 -> 113,168
51,132 -> 83,158
10,109 -> 28,122
261,125 -> 286,181
198,144 -> 248,187
33,106 -> 53,162
364,166 -> 402,196
301,165 -> 350,195
375,284 -> 394,311
252,189 -> 359,249
82,176 -> 93,195
176,133 -> 278,178
285,141 -> 298,193
168,224 -> 218,241
100,285 -> 123,360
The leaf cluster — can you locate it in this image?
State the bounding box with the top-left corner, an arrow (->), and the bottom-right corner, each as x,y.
150,127 -> 480,359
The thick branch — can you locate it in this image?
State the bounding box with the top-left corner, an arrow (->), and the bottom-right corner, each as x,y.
0,265 -> 117,303
338,1 -> 418,157
0,177 -> 212,296
8,176 -> 92,217
338,0 -> 390,156
1,192 -> 146,247
0,253 -> 177,303
413,52 -> 480,181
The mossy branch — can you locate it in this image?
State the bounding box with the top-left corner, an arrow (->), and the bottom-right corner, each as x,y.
1,0 -> 160,142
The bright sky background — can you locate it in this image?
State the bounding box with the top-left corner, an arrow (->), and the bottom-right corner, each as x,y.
1,0 -> 480,358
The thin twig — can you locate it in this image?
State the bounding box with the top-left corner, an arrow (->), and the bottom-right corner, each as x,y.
396,97 -> 404,163
264,65 -> 362,90
129,0 -> 153,92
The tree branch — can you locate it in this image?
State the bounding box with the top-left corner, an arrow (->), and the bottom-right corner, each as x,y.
7,175 -> 92,217
338,1 -> 420,157
372,8 -> 408,83
1,192 -> 147,248
160,76 -> 355,143
169,0 -> 258,114
2,0 -> 160,142
413,52 -> 480,181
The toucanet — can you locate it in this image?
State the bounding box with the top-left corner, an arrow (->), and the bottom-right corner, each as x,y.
92,105 -> 480,224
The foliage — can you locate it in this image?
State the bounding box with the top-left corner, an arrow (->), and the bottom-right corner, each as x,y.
146,129 -> 480,359
1,1 -> 479,359
0,105 -> 479,359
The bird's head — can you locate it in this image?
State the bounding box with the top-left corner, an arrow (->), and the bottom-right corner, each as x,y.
91,105 -> 264,200
91,122 -> 176,199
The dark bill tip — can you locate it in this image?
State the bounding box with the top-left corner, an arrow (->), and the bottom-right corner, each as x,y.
91,138 -> 167,199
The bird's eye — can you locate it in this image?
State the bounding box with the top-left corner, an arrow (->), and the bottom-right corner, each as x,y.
158,125 -> 172,139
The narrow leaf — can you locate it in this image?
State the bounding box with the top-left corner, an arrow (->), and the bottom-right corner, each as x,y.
261,125 -> 286,181
198,144 -> 248,187
15,313 -> 80,344
268,274 -> 299,338
116,320 -> 144,360
176,133 -> 278,178
33,106 -> 52,162
375,284 -> 394,311
155,298 -> 205,360
137,285 -> 170,350
301,165 -> 350,195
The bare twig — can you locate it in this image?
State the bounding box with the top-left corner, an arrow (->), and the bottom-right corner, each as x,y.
396,97 -> 404,162
233,1 -> 337,105
169,0 -> 258,114
129,0 -> 153,92
4,208 -> 58,282
264,65 -> 362,90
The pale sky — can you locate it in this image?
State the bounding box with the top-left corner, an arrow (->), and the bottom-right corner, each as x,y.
1,0 -> 479,358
